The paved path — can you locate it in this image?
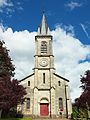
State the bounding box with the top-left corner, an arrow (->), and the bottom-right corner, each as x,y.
33,118 -> 69,120
33,119 -> 69,120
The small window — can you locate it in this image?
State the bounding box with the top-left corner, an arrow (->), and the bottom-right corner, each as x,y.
26,98 -> 30,109
43,73 -> 45,84
28,81 -> 30,86
58,81 -> 61,86
59,98 -> 63,111
41,41 -> 47,53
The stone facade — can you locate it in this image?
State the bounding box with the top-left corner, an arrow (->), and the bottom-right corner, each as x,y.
18,14 -> 72,118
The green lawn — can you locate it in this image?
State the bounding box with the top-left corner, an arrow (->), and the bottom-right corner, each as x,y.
0,118 -> 32,120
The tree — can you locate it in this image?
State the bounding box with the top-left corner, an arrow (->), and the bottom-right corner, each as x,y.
0,41 -> 15,77
0,41 -> 26,118
74,70 -> 90,119
79,70 -> 90,108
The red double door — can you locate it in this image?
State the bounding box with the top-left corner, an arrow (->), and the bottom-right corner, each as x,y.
40,103 -> 49,116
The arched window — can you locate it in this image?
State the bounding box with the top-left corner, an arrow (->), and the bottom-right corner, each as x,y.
41,41 -> 47,53
59,98 -> 63,111
58,81 -> 61,86
26,98 -> 30,109
43,73 -> 45,84
28,81 -> 30,86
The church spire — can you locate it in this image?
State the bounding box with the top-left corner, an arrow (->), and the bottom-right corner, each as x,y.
37,14 -> 50,35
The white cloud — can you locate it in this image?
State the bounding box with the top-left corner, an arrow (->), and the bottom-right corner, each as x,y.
0,0 -> 23,16
0,25 -> 36,79
56,24 -> 75,36
52,27 -> 90,101
0,0 -> 13,15
0,24 -> 90,102
65,1 -> 83,10
0,0 -> 13,7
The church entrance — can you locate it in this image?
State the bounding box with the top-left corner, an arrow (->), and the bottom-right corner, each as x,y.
40,103 -> 49,116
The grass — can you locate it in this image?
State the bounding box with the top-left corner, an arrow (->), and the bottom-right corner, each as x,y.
0,118 -> 32,120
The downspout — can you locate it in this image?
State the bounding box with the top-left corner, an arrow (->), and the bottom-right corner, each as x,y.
65,85 -> 68,119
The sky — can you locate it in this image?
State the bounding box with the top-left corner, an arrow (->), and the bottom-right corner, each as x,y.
0,0 -> 90,102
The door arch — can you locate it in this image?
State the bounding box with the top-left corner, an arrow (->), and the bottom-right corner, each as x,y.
40,98 -> 49,116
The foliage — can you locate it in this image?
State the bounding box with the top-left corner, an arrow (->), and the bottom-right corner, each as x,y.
0,41 -> 15,77
75,70 -> 90,108
0,77 -> 26,111
72,104 -> 79,119
72,103 -> 88,119
74,70 -> 90,119
0,41 -> 26,117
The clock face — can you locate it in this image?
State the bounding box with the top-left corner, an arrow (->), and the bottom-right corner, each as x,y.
40,59 -> 48,67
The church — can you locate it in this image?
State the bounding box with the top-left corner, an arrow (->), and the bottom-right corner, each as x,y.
18,14 -> 72,118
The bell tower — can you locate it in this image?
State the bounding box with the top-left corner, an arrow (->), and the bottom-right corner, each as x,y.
34,14 -> 55,88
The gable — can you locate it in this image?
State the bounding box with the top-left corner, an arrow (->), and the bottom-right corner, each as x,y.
19,73 -> 34,82
54,73 -> 69,82
19,73 -> 34,89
